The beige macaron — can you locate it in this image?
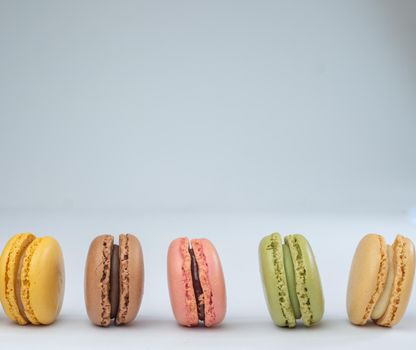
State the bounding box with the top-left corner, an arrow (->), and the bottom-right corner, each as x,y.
347,234 -> 415,327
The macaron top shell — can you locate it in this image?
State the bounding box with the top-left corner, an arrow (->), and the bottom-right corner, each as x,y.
84,235 -> 113,326
347,234 -> 388,325
0,233 -> 36,325
167,237 -> 199,326
259,233 -> 296,327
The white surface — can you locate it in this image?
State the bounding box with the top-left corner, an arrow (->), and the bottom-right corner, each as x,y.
1,211 -> 416,349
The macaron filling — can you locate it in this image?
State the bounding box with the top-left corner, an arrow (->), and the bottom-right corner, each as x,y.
371,245 -> 395,320
189,246 -> 205,322
110,244 -> 120,319
282,244 -> 301,319
15,242 -> 31,324
107,236 -> 129,326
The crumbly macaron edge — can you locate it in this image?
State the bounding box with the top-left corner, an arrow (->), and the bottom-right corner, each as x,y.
99,235 -> 113,326
116,234 -> 129,325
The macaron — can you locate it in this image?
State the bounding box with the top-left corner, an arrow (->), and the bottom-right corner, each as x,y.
0,233 -> 65,325
167,237 -> 226,327
259,233 -> 324,328
84,234 -> 144,326
347,234 -> 415,327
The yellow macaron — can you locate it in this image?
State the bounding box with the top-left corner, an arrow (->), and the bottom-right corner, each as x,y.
0,233 -> 65,325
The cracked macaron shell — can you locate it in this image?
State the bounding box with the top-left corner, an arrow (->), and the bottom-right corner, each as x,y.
167,237 -> 226,327
0,233 -> 65,325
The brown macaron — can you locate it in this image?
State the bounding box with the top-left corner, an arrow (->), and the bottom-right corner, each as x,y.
84,234 -> 144,326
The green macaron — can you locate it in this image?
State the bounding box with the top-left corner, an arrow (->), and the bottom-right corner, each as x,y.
259,233 -> 324,327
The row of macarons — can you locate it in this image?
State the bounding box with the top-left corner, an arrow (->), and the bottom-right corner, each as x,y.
0,232 -> 414,328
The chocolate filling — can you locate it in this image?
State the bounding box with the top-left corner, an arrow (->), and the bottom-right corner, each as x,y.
110,244 -> 120,320
189,247 -> 205,322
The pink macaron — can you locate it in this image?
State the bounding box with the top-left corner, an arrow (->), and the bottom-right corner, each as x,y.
167,237 -> 226,327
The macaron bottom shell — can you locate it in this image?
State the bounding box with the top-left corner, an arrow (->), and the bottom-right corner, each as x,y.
285,234 -> 324,326
375,235 -> 415,327
282,244 -> 301,319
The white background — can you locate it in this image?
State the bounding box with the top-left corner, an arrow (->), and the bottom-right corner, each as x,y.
1,1 -> 416,349
1,0 -> 416,214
